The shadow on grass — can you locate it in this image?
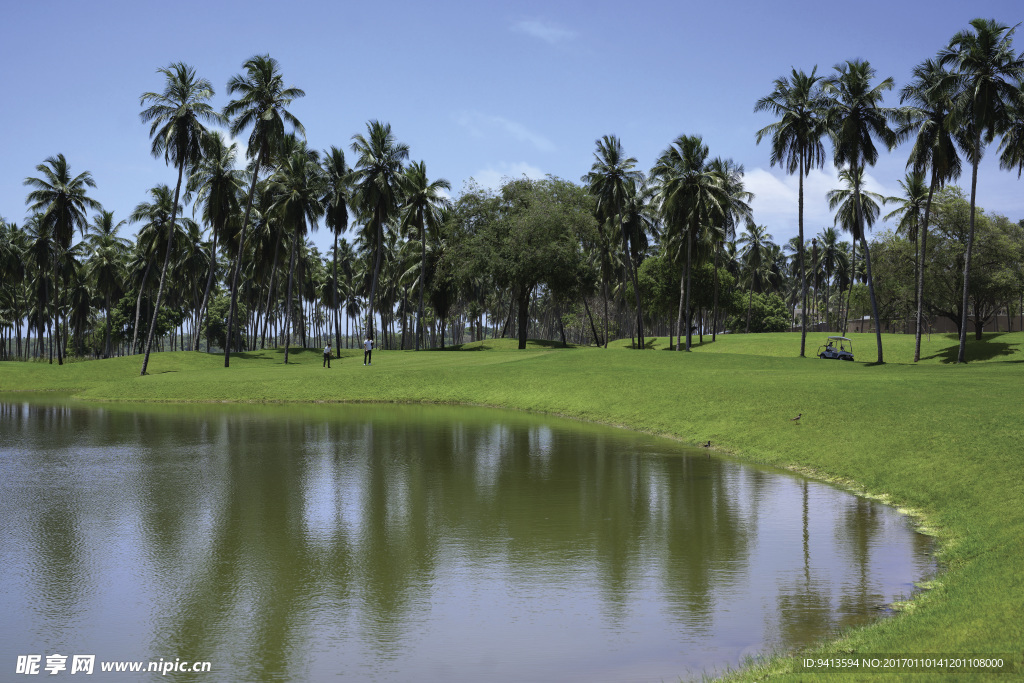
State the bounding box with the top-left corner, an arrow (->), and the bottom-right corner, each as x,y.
435,338 -> 578,351
920,333 -> 1020,364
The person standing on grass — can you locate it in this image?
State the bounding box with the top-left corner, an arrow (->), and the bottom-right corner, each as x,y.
363,336 -> 373,365
323,343 -> 332,368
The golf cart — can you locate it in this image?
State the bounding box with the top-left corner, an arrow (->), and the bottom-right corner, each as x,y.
817,336 -> 854,361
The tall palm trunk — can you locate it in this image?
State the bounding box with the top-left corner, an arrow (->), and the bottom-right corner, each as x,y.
684,225 -> 695,351
194,227 -> 219,351
746,284 -> 754,334
917,176 -> 933,360
132,259 -> 153,354
283,219 -> 303,364
52,254 -> 62,365
367,209 -> 384,340
140,161 -> 184,375
603,281 -> 609,348
855,175 -> 883,363
842,238 -> 856,336
417,221 -> 425,351
333,232 -> 341,353
798,156 -> 808,356
957,139 -> 981,364
225,147 -> 264,367
620,216 -> 644,349
712,245 -> 720,342
261,230 -> 282,349
104,293 -> 112,359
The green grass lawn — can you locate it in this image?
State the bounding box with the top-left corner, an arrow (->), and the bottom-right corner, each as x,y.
2,331 -> 1023,681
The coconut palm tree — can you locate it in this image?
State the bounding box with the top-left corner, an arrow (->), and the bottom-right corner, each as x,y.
738,224 -> 774,333
939,19 -> 1024,362
708,158 -> 754,340
899,58 -> 963,362
584,135 -> 647,348
222,54 -> 305,366
401,160 -> 451,351
321,146 -> 354,352
350,121 -> 409,340
84,211 -> 130,358
187,131 -> 243,351
268,148 -> 325,364
823,59 -> 899,363
137,62 -> 223,374
23,154 -> 101,364
650,135 -> 727,350
827,166 -> 888,335
755,67 -> 829,356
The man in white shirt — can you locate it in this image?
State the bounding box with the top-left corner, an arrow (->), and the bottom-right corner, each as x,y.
323,343 -> 332,368
363,337 -> 373,365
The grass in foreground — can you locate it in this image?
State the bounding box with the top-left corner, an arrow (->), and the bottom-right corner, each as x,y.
2,332 -> 1023,681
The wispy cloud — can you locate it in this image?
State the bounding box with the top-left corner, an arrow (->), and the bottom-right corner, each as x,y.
456,111 -> 555,153
511,19 -> 576,45
470,162 -> 546,190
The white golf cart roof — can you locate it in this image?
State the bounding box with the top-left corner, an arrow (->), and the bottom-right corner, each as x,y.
826,336 -> 851,341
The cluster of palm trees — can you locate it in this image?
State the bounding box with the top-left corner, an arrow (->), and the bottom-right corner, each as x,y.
757,18 -> 1024,363
3,19 -> 1024,368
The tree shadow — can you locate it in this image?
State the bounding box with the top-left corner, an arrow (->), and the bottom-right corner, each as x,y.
920,333 -> 1020,364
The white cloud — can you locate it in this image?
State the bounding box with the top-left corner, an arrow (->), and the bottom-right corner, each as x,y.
512,19 -> 576,45
456,111 -> 555,153
470,162 -> 546,190
746,163 -> 901,243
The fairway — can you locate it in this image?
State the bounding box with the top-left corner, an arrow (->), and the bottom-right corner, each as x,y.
2,331 -> 1023,681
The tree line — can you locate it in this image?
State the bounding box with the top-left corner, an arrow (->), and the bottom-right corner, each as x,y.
2,19 -> 1024,369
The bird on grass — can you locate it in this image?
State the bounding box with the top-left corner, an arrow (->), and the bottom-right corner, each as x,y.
790,413 -> 802,422
702,441 -> 711,457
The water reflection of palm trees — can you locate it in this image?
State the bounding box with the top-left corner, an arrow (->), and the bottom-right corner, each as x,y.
0,400 -> 931,680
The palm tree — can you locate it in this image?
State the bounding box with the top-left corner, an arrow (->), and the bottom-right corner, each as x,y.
321,146 -> 353,353
823,59 -> 899,363
755,67 -> 829,356
939,19 -> 1024,362
709,158 -> 754,340
827,166 -> 888,334
400,160 -> 451,351
23,154 -> 101,365
187,131 -> 243,351
350,121 -> 409,340
584,135 -> 647,348
650,135 -> 727,350
138,62 -> 222,374
222,54 -> 305,366
85,211 -> 130,358
738,224 -> 774,333
899,58 -> 963,362
268,148 -> 325,364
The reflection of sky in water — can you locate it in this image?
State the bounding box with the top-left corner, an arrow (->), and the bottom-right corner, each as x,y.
0,398 -> 934,683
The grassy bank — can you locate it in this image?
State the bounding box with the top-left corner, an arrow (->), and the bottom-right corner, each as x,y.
2,332 -> 1022,681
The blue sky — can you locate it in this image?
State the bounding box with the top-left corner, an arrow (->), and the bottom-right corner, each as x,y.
2,0 -> 1023,254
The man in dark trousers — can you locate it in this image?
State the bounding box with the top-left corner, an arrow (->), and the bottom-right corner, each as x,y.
323,343 -> 332,368
363,336 -> 373,365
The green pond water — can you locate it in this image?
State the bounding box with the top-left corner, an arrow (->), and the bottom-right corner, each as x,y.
0,396 -> 934,682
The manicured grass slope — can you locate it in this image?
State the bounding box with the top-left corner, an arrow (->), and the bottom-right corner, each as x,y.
2,332 -> 1022,682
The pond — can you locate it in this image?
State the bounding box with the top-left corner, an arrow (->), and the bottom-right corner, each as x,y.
0,397 -> 934,681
